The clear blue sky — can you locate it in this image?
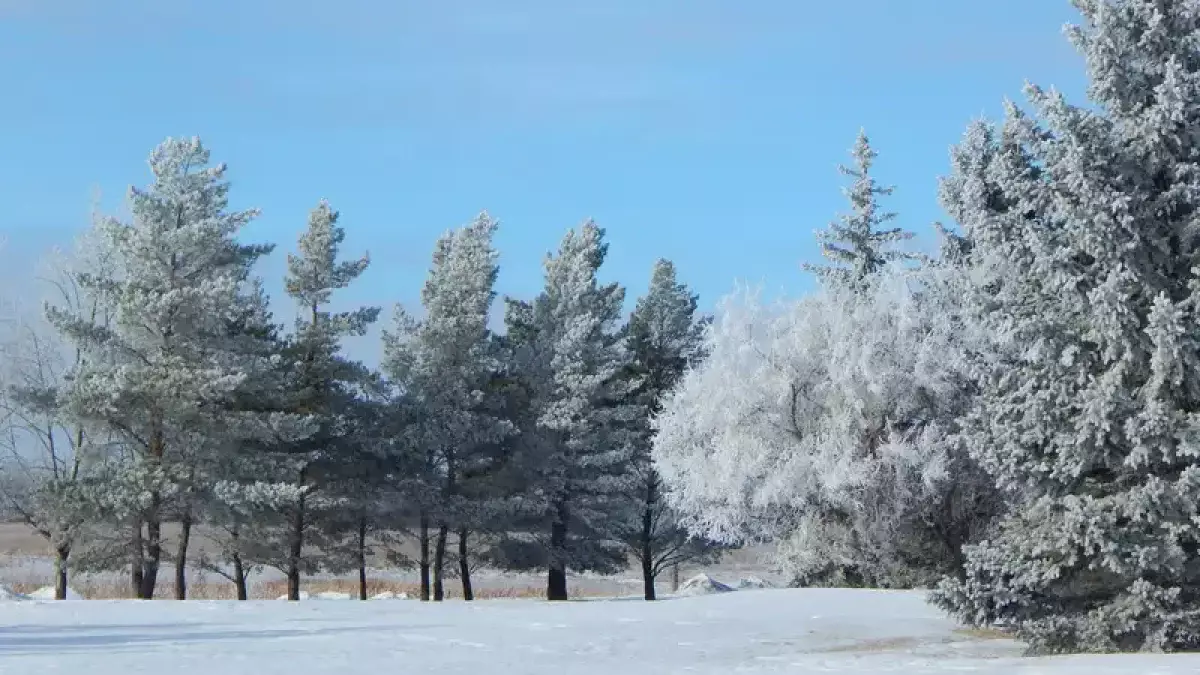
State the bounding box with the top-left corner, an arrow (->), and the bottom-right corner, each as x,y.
0,0 -> 1087,364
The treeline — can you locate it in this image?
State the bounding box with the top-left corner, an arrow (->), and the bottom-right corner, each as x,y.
0,138 -> 722,603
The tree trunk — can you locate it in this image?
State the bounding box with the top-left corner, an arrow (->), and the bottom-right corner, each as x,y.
141,420 -> 165,600
54,545 -> 70,600
458,527 -> 473,601
175,511 -> 192,600
131,518 -> 144,598
232,552 -> 248,601
547,502 -> 569,601
287,495 -> 305,601
141,499 -> 162,599
671,563 -> 680,593
419,512 -> 430,601
229,526 -> 248,601
357,516 -> 368,601
433,523 -> 449,601
641,479 -> 657,601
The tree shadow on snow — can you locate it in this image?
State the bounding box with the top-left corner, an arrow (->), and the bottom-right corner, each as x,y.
0,621 -> 453,656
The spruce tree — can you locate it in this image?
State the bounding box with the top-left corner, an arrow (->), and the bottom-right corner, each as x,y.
930,0 -> 1200,653
805,130 -> 919,288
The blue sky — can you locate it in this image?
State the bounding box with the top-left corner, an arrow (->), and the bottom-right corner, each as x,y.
0,0 -> 1087,364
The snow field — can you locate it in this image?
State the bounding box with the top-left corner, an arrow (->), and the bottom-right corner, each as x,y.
2,589 -> 1198,674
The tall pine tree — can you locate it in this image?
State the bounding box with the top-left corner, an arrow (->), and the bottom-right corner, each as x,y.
47,137 -> 269,599
380,212 -> 509,601
273,199 -> 379,601
621,259 -> 723,600
499,221 -> 638,601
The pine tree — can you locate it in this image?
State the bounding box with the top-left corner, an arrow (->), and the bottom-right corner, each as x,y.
202,278 -> 317,600
272,199 -> 379,601
498,221 -> 638,601
805,130 -> 919,288
381,213 -> 511,601
930,0 -> 1200,653
46,137 -> 270,599
621,259 -> 723,600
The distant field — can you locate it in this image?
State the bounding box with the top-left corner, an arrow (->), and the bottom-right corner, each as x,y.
0,521 -> 783,600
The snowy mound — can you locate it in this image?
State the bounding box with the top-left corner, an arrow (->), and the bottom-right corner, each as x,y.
370,591 -> 409,600
0,585 -> 28,601
677,573 -> 734,596
28,586 -> 84,600
734,576 -> 772,590
276,591 -> 311,600
314,591 -> 352,600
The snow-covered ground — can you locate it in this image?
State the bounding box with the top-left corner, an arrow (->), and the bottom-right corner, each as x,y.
2,589 -> 1197,674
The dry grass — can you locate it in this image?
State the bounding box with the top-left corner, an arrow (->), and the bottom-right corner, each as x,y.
7,576 -> 605,601
952,626 -> 1015,641
822,636 -> 924,653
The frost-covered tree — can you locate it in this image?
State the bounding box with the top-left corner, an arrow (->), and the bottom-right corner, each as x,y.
620,259 -> 724,600
379,319 -> 437,601
46,137 -> 271,599
497,221 -> 638,601
930,0 -> 1200,653
0,233 -> 117,600
653,262 -> 996,588
268,199 -> 379,601
200,278 -> 317,600
804,130 -> 919,288
381,212 -> 510,601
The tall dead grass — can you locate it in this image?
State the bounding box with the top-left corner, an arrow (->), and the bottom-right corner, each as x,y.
6,577 -> 593,600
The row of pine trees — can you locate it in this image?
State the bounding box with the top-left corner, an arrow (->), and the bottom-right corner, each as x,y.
0,138 -> 721,603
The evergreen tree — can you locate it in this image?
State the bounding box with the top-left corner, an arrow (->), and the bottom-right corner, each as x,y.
270,199 -> 379,601
202,278 -> 317,600
930,0 -> 1200,653
382,213 -> 511,601
498,221 -> 638,601
620,259 -> 724,600
46,137 -> 270,599
805,130 -> 918,288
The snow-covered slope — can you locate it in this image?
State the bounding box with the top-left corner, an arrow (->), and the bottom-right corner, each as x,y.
0,589 -> 1196,674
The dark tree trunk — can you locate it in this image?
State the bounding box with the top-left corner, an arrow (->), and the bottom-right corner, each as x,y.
547,560 -> 568,601
141,501 -> 162,599
287,499 -> 305,601
229,526 -> 248,601
357,516 -> 368,601
54,545 -> 70,600
131,518 -> 144,598
458,527 -> 473,601
641,551 -> 656,601
672,563 -> 680,593
419,512 -> 431,601
433,524 -> 449,601
175,511 -> 192,600
141,422 -> 166,600
547,502 -> 569,601
232,552 -> 248,601
641,478 -> 657,601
